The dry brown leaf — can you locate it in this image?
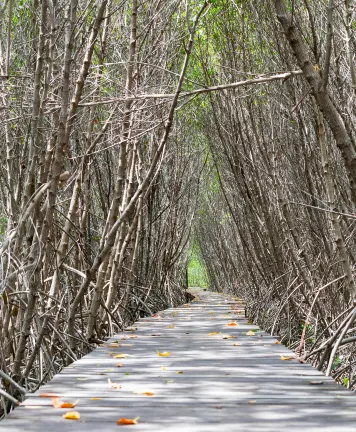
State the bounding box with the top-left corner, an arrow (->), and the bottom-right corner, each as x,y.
222,334 -> 236,339
248,400 -> 256,404
117,363 -> 123,367
108,378 -> 121,389
63,411 -> 80,420
176,371 -> 184,374
157,350 -> 171,357
117,417 -> 139,425
52,398 -> 79,409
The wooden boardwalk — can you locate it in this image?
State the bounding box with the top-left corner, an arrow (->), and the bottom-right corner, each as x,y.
2,290 -> 356,431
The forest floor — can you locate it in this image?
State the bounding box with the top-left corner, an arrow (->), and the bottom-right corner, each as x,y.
2,291 -> 356,431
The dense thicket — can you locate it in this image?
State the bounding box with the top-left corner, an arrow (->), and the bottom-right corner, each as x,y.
1,0 -> 356,413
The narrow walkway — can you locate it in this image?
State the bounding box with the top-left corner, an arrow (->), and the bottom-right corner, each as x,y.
2,291 -> 356,431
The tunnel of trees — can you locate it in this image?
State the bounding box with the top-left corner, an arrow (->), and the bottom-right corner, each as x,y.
1,0 -> 356,411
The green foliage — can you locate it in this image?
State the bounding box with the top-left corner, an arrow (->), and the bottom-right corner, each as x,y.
188,244 -> 208,287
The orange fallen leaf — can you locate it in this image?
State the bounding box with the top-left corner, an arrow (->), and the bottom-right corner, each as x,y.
117,417 -> 139,425
114,353 -> 129,358
108,378 -> 121,389
129,335 -> 138,339
280,355 -> 295,361
52,398 -> 79,409
157,350 -> 171,357
134,391 -> 155,396
227,322 -> 238,327
275,341 -> 281,345
63,411 -> 80,420
117,363 -> 123,367
40,393 -> 61,398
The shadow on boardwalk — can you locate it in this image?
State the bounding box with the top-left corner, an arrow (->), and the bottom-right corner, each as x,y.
2,291 -> 356,431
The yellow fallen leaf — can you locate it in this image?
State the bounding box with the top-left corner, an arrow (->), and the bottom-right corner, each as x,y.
247,320 -> 254,324
76,377 -> 88,381
107,343 -> 120,348
114,353 -> 129,358
91,398 -> 101,400
52,398 -> 79,409
108,378 -> 121,389
233,343 -> 241,346
227,322 -> 238,327
246,330 -> 255,336
222,334 -> 236,339
280,355 -> 295,361
157,350 -> 171,357
161,366 -> 167,370
208,332 -> 219,336
167,325 -> 175,329
117,417 -> 139,425
63,411 -> 80,420
209,312 -> 215,315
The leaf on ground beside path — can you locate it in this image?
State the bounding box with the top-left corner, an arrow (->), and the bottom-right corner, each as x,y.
134,391 -> 155,396
63,411 -> 80,420
280,355 -> 295,361
40,393 -> 61,398
161,366 -> 167,370
157,350 -> 171,357
222,334 -> 236,339
108,378 -> 121,389
167,325 -> 175,328
117,363 -> 123,367
208,332 -> 219,336
246,330 -> 256,336
248,400 -> 256,404
129,335 -> 138,339
91,398 -> 101,400
176,371 -> 184,374
76,377 -> 88,381
247,320 -> 254,324
52,398 -> 79,409
233,343 -> 241,346
209,312 -> 215,315
117,417 -> 139,425
275,341 -> 281,344
107,343 -> 120,348
114,353 -> 129,358
227,322 -> 238,326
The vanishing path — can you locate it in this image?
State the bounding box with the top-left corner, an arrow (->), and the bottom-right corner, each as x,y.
2,291 -> 356,431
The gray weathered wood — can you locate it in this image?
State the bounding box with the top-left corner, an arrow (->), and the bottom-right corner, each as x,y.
2,291 -> 356,431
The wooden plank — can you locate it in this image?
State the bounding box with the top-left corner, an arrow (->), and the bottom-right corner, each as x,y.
2,290 -> 356,431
